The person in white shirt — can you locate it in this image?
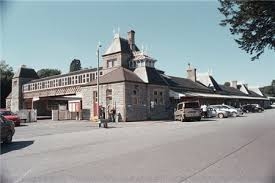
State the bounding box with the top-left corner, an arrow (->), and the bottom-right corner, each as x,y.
201,104 -> 207,118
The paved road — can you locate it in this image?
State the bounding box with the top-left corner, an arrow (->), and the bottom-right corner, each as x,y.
1,109 -> 275,183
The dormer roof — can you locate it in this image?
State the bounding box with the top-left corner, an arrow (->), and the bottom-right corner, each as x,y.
103,35 -> 139,56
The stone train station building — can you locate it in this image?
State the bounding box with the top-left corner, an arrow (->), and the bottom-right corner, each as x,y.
6,30 -> 270,121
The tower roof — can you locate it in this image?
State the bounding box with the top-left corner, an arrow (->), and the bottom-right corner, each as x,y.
85,67 -> 144,86
13,66 -> 39,79
103,35 -> 139,56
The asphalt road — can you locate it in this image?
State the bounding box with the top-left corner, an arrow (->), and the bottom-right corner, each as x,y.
1,109 -> 275,183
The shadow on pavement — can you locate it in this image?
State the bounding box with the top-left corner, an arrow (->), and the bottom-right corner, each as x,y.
16,124 -> 28,127
200,119 -> 217,122
1,140 -> 34,155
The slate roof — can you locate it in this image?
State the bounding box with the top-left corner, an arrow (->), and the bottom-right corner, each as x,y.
145,67 -> 168,86
103,36 -> 139,56
13,67 -> 39,79
248,90 -> 265,98
209,76 -> 222,91
29,68 -> 99,83
162,75 -> 213,93
218,85 -> 248,96
85,67 -> 144,86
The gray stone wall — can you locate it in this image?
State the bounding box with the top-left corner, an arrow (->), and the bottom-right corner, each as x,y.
124,83 -> 171,121
102,53 -> 131,75
79,86 -> 92,120
6,98 -> 11,110
10,77 -> 35,112
81,82 -> 126,121
147,85 -> 170,120
10,78 -> 22,112
81,82 -> 171,122
125,82 -> 148,121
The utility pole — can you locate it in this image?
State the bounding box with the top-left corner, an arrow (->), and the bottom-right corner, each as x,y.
97,42 -> 101,125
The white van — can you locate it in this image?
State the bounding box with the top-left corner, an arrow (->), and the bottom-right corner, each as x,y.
174,101 -> 202,122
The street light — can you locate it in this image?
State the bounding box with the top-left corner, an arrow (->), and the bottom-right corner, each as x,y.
97,42 -> 101,125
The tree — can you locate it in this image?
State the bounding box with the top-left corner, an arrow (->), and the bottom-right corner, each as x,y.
260,80 -> 275,97
37,68 -> 61,78
224,82 -> 230,87
218,1 -> 275,61
70,59 -> 82,72
0,60 -> 14,108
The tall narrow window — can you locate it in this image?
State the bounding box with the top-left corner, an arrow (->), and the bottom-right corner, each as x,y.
106,89 -> 112,106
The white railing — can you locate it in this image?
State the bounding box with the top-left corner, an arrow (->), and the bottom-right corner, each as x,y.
23,70 -> 99,93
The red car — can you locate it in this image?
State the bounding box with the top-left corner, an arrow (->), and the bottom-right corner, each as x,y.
0,109 -> 21,126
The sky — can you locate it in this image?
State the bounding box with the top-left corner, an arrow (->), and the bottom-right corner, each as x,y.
1,1 -> 274,87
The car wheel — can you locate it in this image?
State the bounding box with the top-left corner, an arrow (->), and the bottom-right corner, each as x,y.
197,117 -> 201,121
232,112 -> 237,117
4,131 -> 13,144
181,115 -> 185,122
218,113 -> 224,119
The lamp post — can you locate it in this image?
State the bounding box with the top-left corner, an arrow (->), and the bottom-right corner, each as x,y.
97,42 -> 101,124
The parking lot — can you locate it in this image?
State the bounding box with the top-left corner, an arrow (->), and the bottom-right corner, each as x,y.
1,108 -> 275,183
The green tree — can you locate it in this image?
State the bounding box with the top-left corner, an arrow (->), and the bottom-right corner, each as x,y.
70,59 -> 82,72
219,1 -> 275,61
37,68 -> 61,78
0,60 -> 14,108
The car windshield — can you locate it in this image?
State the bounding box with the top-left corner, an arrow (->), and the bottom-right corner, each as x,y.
0,111 -> 14,116
185,102 -> 199,108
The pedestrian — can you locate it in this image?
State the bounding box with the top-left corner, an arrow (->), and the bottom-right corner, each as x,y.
111,108 -> 116,122
201,104 -> 207,118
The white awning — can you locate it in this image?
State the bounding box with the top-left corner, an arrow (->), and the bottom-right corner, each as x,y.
169,90 -> 269,101
169,90 -> 186,99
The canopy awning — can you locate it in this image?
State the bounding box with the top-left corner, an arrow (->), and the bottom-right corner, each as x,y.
169,90 -> 186,99
169,90 -> 269,101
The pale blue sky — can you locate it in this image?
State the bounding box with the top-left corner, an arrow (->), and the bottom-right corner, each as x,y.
1,1 -> 274,87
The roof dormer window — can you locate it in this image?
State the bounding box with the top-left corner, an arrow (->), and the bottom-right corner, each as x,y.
107,58 -> 117,68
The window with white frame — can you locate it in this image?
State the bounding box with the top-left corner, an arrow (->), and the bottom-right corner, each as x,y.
153,90 -> 164,105
107,58 -> 117,68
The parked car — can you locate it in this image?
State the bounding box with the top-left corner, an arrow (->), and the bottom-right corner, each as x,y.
207,106 -> 230,118
241,104 -> 264,113
174,101 -> 201,122
0,109 -> 21,126
210,105 -> 242,117
1,115 -> 15,144
220,105 -> 243,117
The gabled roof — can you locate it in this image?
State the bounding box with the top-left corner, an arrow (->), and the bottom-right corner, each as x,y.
13,66 -> 39,79
218,85 -> 248,96
162,75 -> 213,93
6,92 -> 12,99
85,67 -> 144,86
248,90 -> 265,98
103,36 -> 139,56
197,73 -> 222,91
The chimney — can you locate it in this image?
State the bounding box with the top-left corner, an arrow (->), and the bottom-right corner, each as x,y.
186,64 -> 197,82
230,80 -> 237,88
127,30 -> 135,51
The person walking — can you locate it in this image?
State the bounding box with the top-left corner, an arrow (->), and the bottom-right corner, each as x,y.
201,104 -> 207,118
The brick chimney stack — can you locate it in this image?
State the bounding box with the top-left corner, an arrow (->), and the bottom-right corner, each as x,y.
127,30 -> 135,51
231,80 -> 238,88
186,64 -> 197,82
